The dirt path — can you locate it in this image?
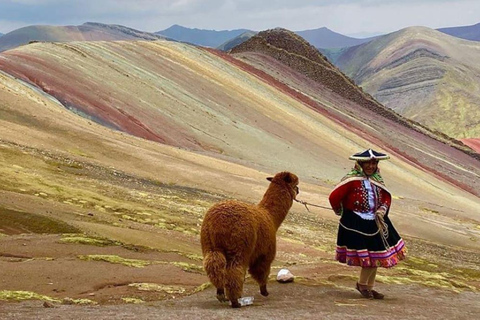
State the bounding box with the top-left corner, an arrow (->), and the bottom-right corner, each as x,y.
1,281 -> 479,319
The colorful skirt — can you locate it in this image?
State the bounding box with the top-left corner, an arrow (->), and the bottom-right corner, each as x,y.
336,209 -> 406,268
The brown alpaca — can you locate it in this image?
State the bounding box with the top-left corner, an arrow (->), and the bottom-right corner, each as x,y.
200,171 -> 299,308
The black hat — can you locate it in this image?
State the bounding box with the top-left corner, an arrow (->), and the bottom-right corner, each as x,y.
349,148 -> 389,161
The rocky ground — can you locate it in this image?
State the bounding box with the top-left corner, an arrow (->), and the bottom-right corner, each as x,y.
1,236 -> 479,320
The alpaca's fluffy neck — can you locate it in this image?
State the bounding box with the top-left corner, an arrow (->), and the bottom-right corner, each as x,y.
258,184 -> 293,229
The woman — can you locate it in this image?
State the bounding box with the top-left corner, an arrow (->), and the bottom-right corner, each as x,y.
329,148 -> 406,299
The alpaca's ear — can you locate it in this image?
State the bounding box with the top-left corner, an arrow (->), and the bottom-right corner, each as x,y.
267,177 -> 273,182
283,173 -> 292,183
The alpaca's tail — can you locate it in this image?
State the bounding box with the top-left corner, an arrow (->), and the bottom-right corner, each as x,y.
203,251 -> 226,289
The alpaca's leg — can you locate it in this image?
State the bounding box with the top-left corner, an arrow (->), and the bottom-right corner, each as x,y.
216,288 -> 227,302
249,258 -> 271,296
225,262 -> 246,308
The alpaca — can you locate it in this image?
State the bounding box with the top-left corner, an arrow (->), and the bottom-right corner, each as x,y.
200,171 -> 299,308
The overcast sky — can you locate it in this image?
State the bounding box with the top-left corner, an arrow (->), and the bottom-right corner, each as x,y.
1,0 -> 479,37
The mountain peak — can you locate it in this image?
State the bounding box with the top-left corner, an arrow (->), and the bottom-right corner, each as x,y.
297,26 -> 331,32
231,28 -> 331,67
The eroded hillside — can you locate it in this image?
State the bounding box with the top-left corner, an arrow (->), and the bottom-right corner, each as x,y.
334,27 -> 480,140
227,28 -> 479,195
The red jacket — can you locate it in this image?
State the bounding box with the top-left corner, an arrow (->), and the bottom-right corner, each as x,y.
329,177 -> 391,216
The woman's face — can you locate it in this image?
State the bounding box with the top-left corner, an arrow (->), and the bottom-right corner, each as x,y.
359,160 -> 379,176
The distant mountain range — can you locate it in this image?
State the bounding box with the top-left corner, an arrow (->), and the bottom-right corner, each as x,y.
156,25 -> 377,50
3,22 -> 480,53
0,22 -> 165,52
295,27 -> 377,48
0,22 -> 377,52
437,22 -> 480,41
217,27 -> 375,52
155,22 -> 480,51
155,24 -> 250,48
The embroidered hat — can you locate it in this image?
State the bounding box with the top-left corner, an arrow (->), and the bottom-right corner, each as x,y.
349,148 -> 389,161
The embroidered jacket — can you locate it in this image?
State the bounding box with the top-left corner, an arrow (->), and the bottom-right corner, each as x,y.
329,177 -> 391,218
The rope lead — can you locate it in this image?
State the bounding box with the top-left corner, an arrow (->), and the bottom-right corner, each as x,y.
294,198 -> 331,212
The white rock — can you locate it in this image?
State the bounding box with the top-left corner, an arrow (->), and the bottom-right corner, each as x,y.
277,268 -> 294,283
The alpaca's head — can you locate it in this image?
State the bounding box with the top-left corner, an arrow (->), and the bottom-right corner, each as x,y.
266,171 -> 299,199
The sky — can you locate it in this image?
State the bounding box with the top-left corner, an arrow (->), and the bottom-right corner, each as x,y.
0,0 -> 479,37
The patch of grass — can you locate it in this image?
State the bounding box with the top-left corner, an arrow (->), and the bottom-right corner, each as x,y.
78,253 -> 204,273
62,297 -> 97,305
67,148 -> 91,158
45,158 -> 84,170
59,234 -> 121,246
404,256 -> 439,273
420,207 -> 439,214
0,207 -> 80,235
376,273 -> 475,292
0,290 -> 60,302
379,255 -> 478,292
181,253 -> 203,261
453,267 -> 480,279
78,254 -> 153,268
128,283 -> 186,293
171,262 -> 204,273
192,282 -> 212,293
122,297 -> 145,304
406,255 -> 480,282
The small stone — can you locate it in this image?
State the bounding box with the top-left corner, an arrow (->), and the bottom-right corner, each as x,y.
43,301 -> 55,308
277,268 -> 294,283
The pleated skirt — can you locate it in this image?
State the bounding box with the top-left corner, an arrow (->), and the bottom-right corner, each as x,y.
336,209 -> 406,268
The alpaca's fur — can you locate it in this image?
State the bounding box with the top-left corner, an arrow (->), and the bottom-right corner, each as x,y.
200,171 -> 299,308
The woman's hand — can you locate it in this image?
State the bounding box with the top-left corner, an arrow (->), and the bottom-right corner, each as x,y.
333,204 -> 343,216
376,207 -> 386,218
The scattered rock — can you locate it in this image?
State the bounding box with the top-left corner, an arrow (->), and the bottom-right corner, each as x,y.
43,301 -> 55,308
277,268 -> 294,283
